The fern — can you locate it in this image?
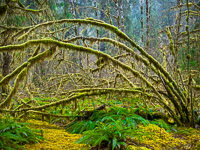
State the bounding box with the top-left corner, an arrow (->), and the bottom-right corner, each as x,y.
66,120 -> 97,134
0,116 -> 44,149
77,120 -> 127,149
77,118 -> 145,150
66,106 -> 149,134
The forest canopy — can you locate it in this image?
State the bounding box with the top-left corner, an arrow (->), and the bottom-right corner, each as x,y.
0,0 -> 200,149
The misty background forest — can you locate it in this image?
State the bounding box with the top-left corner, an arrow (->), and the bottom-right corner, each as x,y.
0,0 -> 200,149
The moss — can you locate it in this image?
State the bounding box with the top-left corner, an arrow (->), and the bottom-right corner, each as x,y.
32,45 -> 41,57
7,19 -> 183,105
24,120 -> 88,150
0,62 -> 28,86
134,124 -> 188,149
0,47 -> 56,87
186,54 -> 191,59
194,85 -> 200,91
0,4 -> 8,17
1,19 -> 184,104
166,27 -> 175,57
0,68 -> 27,109
0,38 -> 181,124
0,18 -> 188,124
185,25 -> 189,32
186,16 -> 189,23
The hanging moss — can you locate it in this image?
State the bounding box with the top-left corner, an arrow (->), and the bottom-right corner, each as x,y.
0,18 -> 188,102
0,18 -> 188,125
6,19 -> 183,103
0,39 -> 179,112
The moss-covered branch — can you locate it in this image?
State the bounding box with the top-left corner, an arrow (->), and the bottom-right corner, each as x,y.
0,46 -> 57,108
0,36 -> 183,124
166,27 -> 175,57
5,18 -> 186,105
0,62 -> 28,86
0,39 -> 173,107
0,68 -> 27,109
0,46 -> 56,86
17,88 -> 150,111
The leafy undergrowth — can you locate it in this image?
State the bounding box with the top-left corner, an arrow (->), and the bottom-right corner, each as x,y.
0,116 -> 43,150
3,102 -> 199,150
66,106 -> 200,150
24,119 -> 88,150
24,119 -> 200,150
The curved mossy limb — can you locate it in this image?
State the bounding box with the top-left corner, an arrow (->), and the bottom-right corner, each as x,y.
114,68 -> 136,88
4,19 -> 187,106
19,87 -> 181,125
0,62 -> 28,86
18,88 -> 150,111
158,71 -> 188,122
68,88 -> 145,95
2,19 -> 187,104
0,37 -> 183,125
0,68 -> 27,109
0,47 -> 56,87
0,39 -> 177,116
64,35 -> 186,105
65,36 -> 150,66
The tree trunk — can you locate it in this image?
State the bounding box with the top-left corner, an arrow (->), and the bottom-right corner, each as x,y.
140,0 -> 144,43
2,52 -> 10,95
145,0 -> 150,52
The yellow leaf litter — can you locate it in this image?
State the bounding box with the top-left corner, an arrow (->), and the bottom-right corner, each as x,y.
24,120 -> 88,150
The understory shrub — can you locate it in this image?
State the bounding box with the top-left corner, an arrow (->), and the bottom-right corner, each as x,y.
66,106 -> 149,134
0,116 -> 44,150
77,118 -> 144,150
66,106 -> 149,149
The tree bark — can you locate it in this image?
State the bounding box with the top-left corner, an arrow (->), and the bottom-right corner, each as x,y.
2,52 -> 10,95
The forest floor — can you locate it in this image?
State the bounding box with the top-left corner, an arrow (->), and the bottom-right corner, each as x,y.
24,119 -> 88,150
24,119 -> 200,150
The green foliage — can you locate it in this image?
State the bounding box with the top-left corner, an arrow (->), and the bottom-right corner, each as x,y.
175,128 -> 194,136
66,106 -> 149,134
0,116 -> 44,149
151,119 -> 172,132
77,119 -> 142,150
179,47 -> 199,71
134,103 -> 153,115
66,120 -> 96,134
